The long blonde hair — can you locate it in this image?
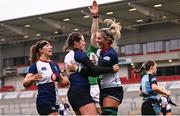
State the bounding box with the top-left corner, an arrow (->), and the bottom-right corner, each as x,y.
104,18 -> 122,41
99,19 -> 122,52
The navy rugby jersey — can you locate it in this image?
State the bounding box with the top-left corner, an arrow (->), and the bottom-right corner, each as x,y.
98,47 -> 121,88
28,60 -> 61,106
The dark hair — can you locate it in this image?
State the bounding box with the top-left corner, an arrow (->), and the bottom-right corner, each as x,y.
29,40 -> 49,64
134,60 -> 156,73
64,32 -> 83,52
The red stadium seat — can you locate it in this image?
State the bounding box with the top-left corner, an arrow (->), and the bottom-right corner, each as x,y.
25,85 -> 38,91
0,85 -> 15,92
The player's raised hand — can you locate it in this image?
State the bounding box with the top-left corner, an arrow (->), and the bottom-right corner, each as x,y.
89,0 -> 99,16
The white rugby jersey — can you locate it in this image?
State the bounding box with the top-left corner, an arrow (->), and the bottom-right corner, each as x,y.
28,60 -> 60,105
64,50 -> 89,87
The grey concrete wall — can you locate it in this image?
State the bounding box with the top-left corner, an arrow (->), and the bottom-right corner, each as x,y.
120,23 -> 180,45
121,52 -> 180,64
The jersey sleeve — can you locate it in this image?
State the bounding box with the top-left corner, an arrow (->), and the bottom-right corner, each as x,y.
99,50 -> 117,67
149,74 -> 157,85
28,63 -> 38,74
49,62 -> 62,82
140,85 -> 142,90
51,62 -> 61,75
79,59 -> 114,76
74,50 -> 113,76
74,50 -> 89,62
54,62 -> 61,74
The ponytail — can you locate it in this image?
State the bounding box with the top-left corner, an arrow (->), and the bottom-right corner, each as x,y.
99,19 -> 122,53
104,18 -> 122,41
29,44 -> 38,64
29,40 -> 49,64
134,60 -> 156,74
133,63 -> 145,73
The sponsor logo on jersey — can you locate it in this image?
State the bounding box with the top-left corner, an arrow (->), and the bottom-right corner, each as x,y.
41,67 -> 47,71
103,56 -> 110,61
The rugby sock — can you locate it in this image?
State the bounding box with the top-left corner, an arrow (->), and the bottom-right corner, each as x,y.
102,107 -> 118,115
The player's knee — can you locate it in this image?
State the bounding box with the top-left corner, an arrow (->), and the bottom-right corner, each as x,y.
102,107 -> 118,115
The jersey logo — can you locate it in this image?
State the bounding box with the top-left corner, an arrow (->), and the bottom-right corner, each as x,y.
51,107 -> 56,111
151,78 -> 156,82
54,66 -> 58,71
41,67 -> 47,71
103,56 -> 110,61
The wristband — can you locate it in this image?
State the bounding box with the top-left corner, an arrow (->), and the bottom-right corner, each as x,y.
75,66 -> 78,72
51,73 -> 60,82
75,66 -> 82,73
77,66 -> 82,73
93,15 -> 99,18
